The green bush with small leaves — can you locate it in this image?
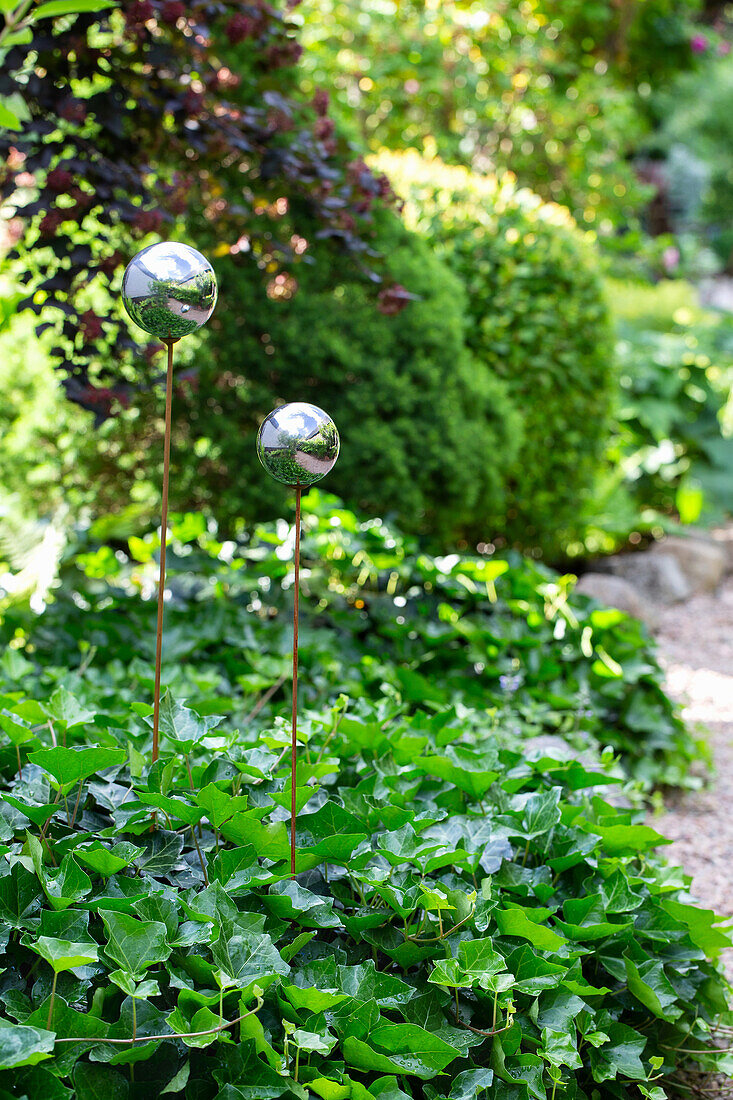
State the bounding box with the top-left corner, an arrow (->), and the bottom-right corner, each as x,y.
372,152 -> 616,555
105,210 -> 522,545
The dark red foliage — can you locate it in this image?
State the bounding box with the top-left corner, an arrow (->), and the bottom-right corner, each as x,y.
314,117 -> 335,140
226,13 -> 257,43
46,167 -> 74,193
80,309 -> 104,342
312,88 -> 329,116
58,98 -> 87,124
160,0 -> 185,24
1,0 -> 392,414
377,283 -> 419,316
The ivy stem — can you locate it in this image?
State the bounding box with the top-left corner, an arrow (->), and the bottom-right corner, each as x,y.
0,0 -> 33,40
406,904 -> 475,943
55,1005 -> 262,1045
184,754 -> 203,839
294,1046 -> 300,1083
69,781 -> 84,829
189,824 -> 209,885
47,971 -> 57,1030
15,745 -> 22,782
244,673 -> 287,725
132,997 -> 137,1044
315,707 -> 346,764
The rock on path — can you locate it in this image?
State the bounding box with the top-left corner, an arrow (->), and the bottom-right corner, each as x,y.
652,556 -> 733,978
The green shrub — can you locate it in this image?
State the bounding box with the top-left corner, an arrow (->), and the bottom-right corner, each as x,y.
0,277 -> 95,517
297,0 -> 701,236
372,152 -> 616,555
603,277 -> 733,526
102,210 -> 521,545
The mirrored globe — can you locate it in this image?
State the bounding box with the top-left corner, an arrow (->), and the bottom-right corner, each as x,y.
257,402 -> 340,487
122,241 -> 217,340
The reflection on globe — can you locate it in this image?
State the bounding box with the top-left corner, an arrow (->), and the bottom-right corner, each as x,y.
257,402 -> 340,487
121,241 -> 218,341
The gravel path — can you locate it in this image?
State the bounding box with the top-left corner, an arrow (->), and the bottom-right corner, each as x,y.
652,554 -> 733,980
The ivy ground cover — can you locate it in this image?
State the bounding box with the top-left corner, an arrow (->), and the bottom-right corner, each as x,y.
0,497 -> 728,1099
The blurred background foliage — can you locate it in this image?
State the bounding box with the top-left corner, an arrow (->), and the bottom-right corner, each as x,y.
0,0 -> 733,561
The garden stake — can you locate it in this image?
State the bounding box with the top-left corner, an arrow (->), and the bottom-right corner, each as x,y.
291,486 -> 301,877
256,402 -> 340,877
121,242 -> 218,763
152,337 -> 175,763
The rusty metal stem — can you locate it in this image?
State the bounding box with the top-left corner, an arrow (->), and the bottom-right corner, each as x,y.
291,486 -> 302,878
152,339 -> 175,764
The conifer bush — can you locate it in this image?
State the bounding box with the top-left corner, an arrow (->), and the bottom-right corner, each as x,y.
373,151 -> 616,555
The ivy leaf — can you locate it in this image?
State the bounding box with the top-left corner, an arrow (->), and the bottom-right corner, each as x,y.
135,792 -> 203,827
0,647 -> 34,680
41,686 -> 96,728
416,747 -> 499,799
589,1022 -> 647,1082
2,793 -> 56,829
495,904 -> 566,950
376,824 -> 443,867
292,1027 -> 337,1055
74,1061 -> 130,1099
31,847 -> 93,912
27,935 -> 99,973
196,783 -> 248,828
34,0 -> 118,17
100,910 -> 171,977
0,712 -> 36,746
661,898 -> 733,959
0,1022 -> 55,1069
152,693 -> 224,754
212,1041 -> 302,1098
540,1027 -> 582,1069
429,938 -> 512,992
210,925 -> 289,994
555,894 -> 632,941
448,1068 -> 495,1100
624,954 -> 682,1021
28,746 -> 126,790
0,862 -> 42,928
263,880 -> 343,929
337,961 -> 413,1008
135,831 -> 185,876
166,1005 -> 221,1049
344,1023 -> 461,1078
75,842 -> 143,877
580,820 -> 669,855
161,1060 -> 190,1095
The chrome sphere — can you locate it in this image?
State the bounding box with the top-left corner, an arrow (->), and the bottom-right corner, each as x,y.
257,402 -> 340,487
121,241 -> 217,340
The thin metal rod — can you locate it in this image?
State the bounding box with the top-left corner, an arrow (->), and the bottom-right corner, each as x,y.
291,486 -> 302,878
152,339 -> 175,764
